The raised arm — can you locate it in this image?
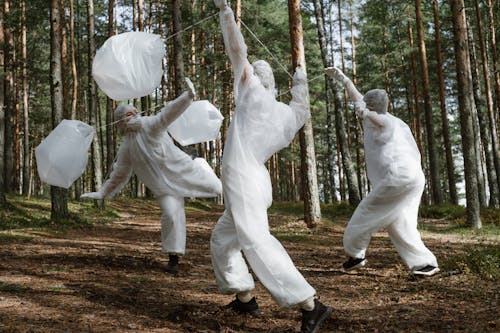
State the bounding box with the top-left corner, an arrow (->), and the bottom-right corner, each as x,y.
214,0 -> 251,88
81,145 -> 133,199
288,67 -> 311,132
149,78 -> 195,133
325,67 -> 384,127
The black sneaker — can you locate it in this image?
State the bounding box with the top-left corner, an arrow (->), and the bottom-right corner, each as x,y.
412,265 -> 439,276
301,299 -> 333,333
342,257 -> 367,271
226,296 -> 260,316
166,254 -> 179,274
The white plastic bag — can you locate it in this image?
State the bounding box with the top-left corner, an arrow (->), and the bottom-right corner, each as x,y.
35,120 -> 95,189
168,100 -> 223,146
92,31 -> 164,101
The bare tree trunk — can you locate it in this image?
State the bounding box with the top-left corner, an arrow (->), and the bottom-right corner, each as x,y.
407,19 -> 428,204
474,0 -> 500,204
87,0 -> 104,208
432,0 -> 458,204
0,5 -> 5,205
467,15 -> 496,207
3,0 -> 14,193
21,0 -> 30,196
313,0 -> 359,206
50,0 -> 69,220
486,0 -> 500,132
106,0 -> 116,176
288,0 -> 321,227
450,0 -> 481,228
415,0 -> 442,204
171,0 -> 184,95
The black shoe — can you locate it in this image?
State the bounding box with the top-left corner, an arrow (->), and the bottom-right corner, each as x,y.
166,254 -> 179,274
301,299 -> 333,333
342,257 -> 367,271
226,296 -> 260,316
412,265 -> 439,276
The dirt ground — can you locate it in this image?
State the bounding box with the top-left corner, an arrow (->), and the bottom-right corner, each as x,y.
0,199 -> 498,333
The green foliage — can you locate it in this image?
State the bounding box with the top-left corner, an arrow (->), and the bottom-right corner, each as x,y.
443,245 -> 500,282
0,195 -> 118,231
419,204 -> 466,221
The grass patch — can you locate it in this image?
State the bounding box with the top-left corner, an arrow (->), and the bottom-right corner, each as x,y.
0,194 -> 119,231
185,198 -> 216,212
442,244 -> 500,281
0,282 -> 29,294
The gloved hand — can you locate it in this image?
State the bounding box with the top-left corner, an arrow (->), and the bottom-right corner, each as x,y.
185,77 -> 196,99
292,67 -> 307,86
81,191 -> 104,200
214,0 -> 228,10
325,66 -> 348,83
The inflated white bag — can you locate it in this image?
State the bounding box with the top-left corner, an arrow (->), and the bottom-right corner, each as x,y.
35,120 -> 95,189
92,31 -> 164,101
168,100 -> 223,146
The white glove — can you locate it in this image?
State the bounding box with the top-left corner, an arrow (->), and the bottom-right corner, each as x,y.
81,191 -> 104,200
213,0 -> 228,10
185,77 -> 196,99
292,67 -> 307,86
325,66 -> 348,83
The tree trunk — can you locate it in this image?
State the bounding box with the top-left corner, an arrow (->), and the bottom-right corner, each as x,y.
288,0 -> 321,227
21,0 -> 30,196
407,19 -> 428,204
106,0 -> 116,176
467,15 -> 496,207
50,0 -> 69,220
415,0 -> 442,204
0,4 -> 5,205
486,0 -> 500,132
432,0 -> 458,204
475,0 -> 500,204
3,0 -> 14,193
312,0 -> 360,206
87,0 -> 104,208
450,0 -> 481,228
171,0 -> 184,95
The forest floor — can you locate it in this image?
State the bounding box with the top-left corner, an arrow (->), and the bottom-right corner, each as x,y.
0,196 -> 498,333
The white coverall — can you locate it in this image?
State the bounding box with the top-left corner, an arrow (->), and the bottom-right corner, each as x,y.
96,92 -> 222,255
210,6 -> 315,308
336,73 -> 438,271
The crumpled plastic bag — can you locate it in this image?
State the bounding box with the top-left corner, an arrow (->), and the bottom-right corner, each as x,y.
168,100 -> 223,146
35,120 -> 95,189
92,31 -> 164,101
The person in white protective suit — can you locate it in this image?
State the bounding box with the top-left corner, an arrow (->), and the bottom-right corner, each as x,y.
211,1 -> 333,332
81,79 -> 222,274
325,66 -> 439,277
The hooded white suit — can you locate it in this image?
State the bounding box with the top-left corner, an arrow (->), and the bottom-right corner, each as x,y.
91,92 -> 222,255
210,6 -> 315,307
328,69 -> 438,271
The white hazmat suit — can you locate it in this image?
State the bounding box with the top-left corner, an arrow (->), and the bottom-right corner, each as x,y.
210,5 -> 315,307
82,84 -> 222,256
326,67 -> 438,273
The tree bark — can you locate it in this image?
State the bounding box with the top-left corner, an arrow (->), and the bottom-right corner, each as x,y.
432,0 -> 458,204
485,0 -> 500,132
450,0 -> 481,228
171,0 -> 184,96
474,0 -> 500,202
0,5 -> 5,205
415,0 -> 442,204
3,0 -> 14,193
106,0 -> 116,176
50,0 -> 69,220
87,0 -> 104,208
467,15 -> 496,207
313,0 -> 360,206
288,0 -> 321,227
21,0 -> 30,196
